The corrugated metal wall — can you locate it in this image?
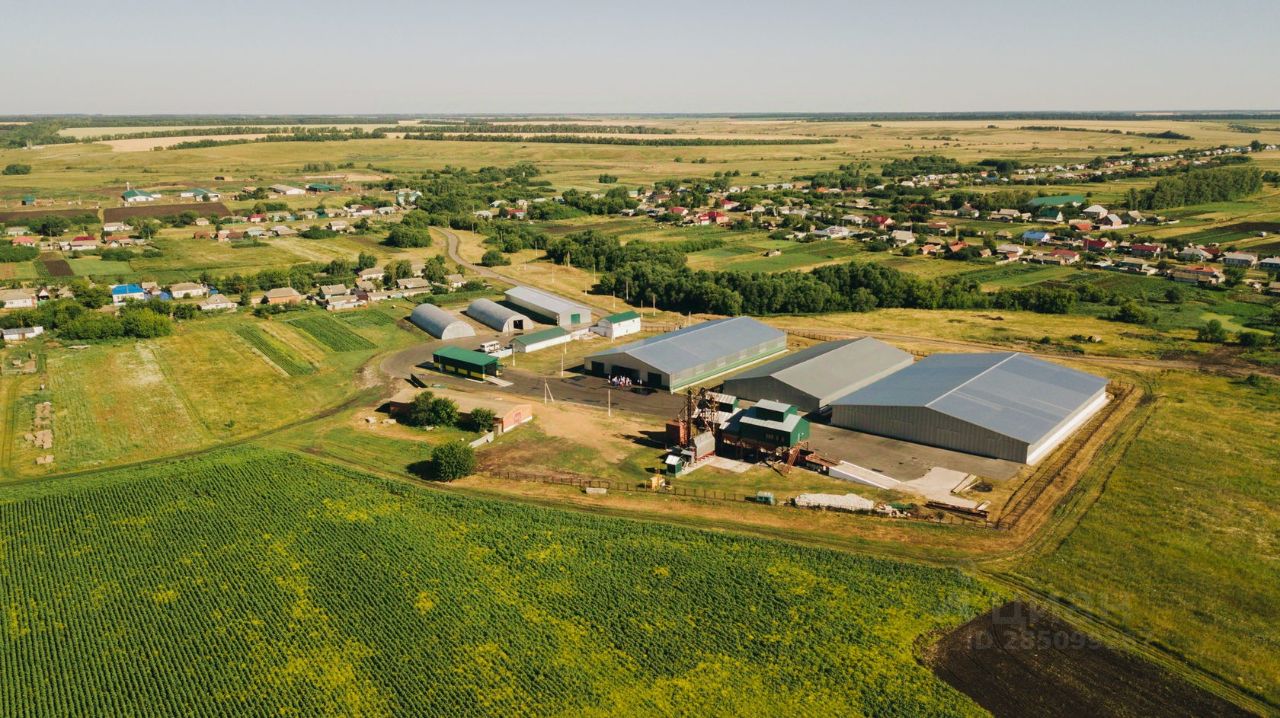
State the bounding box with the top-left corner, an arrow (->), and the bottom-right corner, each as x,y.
830,405 -> 1031,462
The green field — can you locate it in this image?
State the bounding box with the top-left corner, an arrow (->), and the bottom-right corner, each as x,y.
1009,372 -> 1280,705
0,448 -> 995,717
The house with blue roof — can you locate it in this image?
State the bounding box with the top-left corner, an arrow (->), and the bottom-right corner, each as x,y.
1021,230 -> 1052,244
111,284 -> 147,305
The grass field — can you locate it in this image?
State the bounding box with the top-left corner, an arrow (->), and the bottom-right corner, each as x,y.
1008,372 -> 1280,706
0,447 -> 997,717
0,312 -> 418,478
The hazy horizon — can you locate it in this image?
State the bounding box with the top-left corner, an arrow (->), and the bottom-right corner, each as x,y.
4,0 -> 1279,114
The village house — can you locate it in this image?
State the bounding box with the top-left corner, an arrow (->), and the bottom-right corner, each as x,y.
318,284 -> 349,300
1069,219 -> 1094,233
1178,245 -> 1217,262
326,220 -> 349,232
121,188 -> 159,203
889,229 -> 915,247
1083,237 -> 1114,252
263,287 -> 303,305
1114,258 -> 1158,275
111,284 -> 147,305
1259,257 -> 1280,273
1171,266 -> 1225,285
0,288 -> 37,310
1082,204 -> 1109,219
102,222 -> 132,234
169,282 -> 208,299
395,277 -> 433,296
199,294 -> 237,312
1222,252 -> 1258,268
1129,243 -> 1165,258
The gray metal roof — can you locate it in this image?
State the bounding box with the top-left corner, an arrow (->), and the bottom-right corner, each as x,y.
832,352 -> 1108,443
466,298 -> 529,330
725,338 -> 912,401
409,303 -> 475,339
505,286 -> 592,317
587,317 -> 784,375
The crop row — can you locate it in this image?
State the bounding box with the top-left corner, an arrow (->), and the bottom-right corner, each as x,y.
232,325 -> 315,376
287,314 -> 376,352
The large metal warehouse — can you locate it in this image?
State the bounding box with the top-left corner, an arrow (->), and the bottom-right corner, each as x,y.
829,352 -> 1109,464
505,286 -> 593,328
466,298 -> 531,333
585,317 -> 785,392
409,303 -> 475,340
720,338 -> 913,412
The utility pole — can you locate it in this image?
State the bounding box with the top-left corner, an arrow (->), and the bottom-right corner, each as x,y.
607,389 -> 612,417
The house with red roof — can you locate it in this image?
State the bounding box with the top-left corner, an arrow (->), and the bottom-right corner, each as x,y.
1083,237 -> 1114,252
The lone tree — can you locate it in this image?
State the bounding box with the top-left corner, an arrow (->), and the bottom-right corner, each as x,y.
1197,319 -> 1228,343
424,441 -> 476,482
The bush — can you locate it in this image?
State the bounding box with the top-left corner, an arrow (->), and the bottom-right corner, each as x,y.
3,163 -> 31,175
300,227 -> 338,239
121,308 -> 173,338
1197,319 -> 1228,343
1110,300 -> 1157,325
1237,331 -> 1265,347
467,408 -> 497,432
62,313 -> 124,340
401,392 -> 459,428
480,249 -> 510,267
385,225 -> 432,248
424,441 -> 476,482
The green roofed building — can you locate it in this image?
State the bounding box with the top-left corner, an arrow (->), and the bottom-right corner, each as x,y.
723,400 -> 811,449
433,345 -> 501,379
1027,194 -> 1086,208
21,195 -> 36,206
307,183 -> 341,192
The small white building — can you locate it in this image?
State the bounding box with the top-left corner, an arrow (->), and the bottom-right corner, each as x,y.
592,310 -> 642,340
270,184 -> 306,196
2,326 -> 44,343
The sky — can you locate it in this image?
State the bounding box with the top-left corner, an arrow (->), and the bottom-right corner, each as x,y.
2,0 -> 1278,115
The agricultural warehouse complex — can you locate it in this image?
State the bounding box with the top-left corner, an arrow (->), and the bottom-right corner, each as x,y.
433,346 -> 501,380
409,303 -> 475,340
504,286 -> 593,328
585,317 -> 785,392
830,352 -> 1110,464
721,338 -> 915,413
465,298 -> 531,333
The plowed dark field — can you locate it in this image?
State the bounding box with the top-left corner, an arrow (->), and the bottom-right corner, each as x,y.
929,602 -> 1254,718
103,202 -> 229,222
